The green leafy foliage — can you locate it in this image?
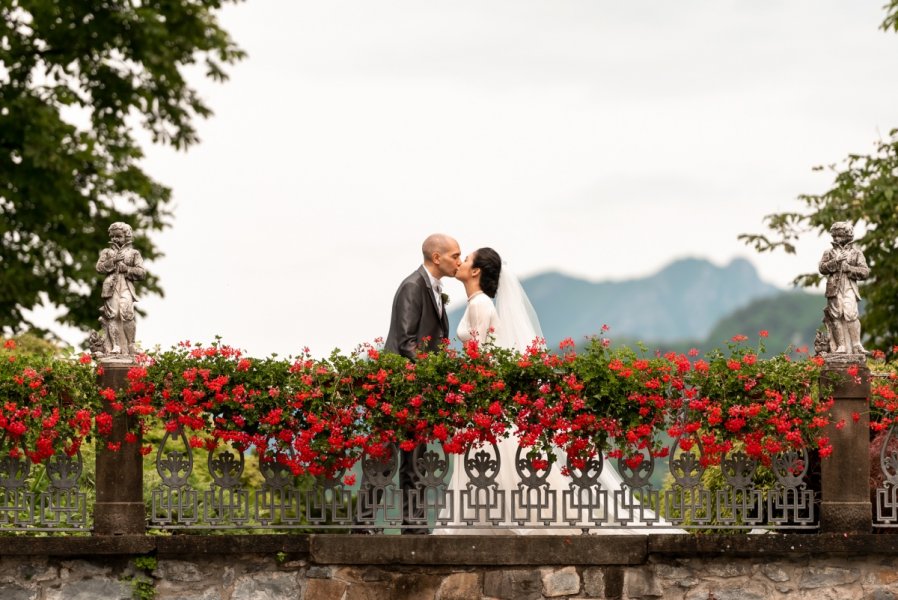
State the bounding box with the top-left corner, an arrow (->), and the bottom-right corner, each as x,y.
0,0 -> 245,337
130,555 -> 157,600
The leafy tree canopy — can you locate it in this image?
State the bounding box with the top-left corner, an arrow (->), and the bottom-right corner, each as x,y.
741,3 -> 898,351
1,0 -> 244,339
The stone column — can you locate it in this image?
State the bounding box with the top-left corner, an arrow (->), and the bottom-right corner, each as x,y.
93,361 -> 145,535
819,360 -> 871,533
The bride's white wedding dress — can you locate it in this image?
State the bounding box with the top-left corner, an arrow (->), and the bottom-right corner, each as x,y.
433,265 -> 668,535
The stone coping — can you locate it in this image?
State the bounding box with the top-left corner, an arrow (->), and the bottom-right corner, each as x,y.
0,534 -> 897,564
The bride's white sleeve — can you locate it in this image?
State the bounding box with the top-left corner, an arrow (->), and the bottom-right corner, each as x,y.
460,301 -> 495,345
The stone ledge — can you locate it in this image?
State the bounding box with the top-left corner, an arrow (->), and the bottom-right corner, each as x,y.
2,533 -> 898,562
0,535 -> 155,555
156,534 -> 312,556
309,534 -> 648,565
647,533 -> 898,556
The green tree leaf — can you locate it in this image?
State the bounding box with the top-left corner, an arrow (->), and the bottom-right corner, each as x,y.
0,0 -> 245,340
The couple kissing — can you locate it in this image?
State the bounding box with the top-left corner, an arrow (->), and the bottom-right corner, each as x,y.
384,233 -> 534,360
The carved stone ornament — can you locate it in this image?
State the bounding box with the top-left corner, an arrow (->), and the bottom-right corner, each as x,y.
815,221 -> 870,363
91,222 -> 146,360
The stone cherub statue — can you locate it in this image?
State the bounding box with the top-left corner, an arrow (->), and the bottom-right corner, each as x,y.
93,222 -> 146,357
817,221 -> 869,357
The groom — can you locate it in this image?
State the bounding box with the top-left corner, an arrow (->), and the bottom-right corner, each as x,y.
376,233 -> 461,533
384,233 -> 461,357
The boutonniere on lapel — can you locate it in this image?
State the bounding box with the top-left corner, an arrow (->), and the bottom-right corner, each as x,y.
441,293 -> 450,307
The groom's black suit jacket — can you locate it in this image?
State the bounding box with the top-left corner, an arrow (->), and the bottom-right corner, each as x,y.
384,265 -> 448,360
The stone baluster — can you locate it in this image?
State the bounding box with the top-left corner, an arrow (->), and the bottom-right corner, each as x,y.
819,361 -> 871,533
93,362 -> 145,535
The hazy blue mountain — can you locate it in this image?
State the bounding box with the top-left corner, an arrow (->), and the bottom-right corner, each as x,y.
449,257 -> 782,346
610,290 -> 825,357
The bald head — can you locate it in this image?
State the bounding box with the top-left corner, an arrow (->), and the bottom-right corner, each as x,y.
422,234 -> 461,279
422,234 -> 456,264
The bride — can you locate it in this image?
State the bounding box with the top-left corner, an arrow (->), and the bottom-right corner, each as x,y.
433,247 -> 657,535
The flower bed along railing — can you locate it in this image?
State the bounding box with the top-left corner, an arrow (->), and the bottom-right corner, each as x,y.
0,332 -> 845,531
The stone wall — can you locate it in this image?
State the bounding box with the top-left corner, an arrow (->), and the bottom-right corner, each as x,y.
3,534 -> 898,599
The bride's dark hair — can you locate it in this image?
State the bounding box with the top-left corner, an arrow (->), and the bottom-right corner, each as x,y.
473,247 -> 502,298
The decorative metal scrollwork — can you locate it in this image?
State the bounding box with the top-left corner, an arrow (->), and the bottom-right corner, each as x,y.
562,452 -> 605,529
768,448 -> 814,526
40,451 -> 87,528
665,437 -> 712,527
876,424 -> 898,525
307,469 -> 353,527
255,458 -> 301,526
618,449 -> 654,489
457,443 -> 504,526
612,448 -> 660,527
714,450 -> 763,527
511,446 -> 557,526
141,434 -> 824,532
410,446 -> 450,527
204,445 -> 248,525
0,446 -> 87,530
355,443 -> 400,527
150,428 -> 198,526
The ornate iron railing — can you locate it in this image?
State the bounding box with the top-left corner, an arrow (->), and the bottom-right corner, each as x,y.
147,430 -> 817,531
0,451 -> 89,531
874,423 -> 898,527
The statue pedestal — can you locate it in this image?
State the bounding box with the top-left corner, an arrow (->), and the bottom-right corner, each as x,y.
93,360 -> 145,535
819,359 -> 871,533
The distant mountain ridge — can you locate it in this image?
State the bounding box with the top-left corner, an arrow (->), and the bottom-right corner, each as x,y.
449,257 -> 783,346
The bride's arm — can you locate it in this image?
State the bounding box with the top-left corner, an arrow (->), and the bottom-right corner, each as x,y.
462,301 -> 494,345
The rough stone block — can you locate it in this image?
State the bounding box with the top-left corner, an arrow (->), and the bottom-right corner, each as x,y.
820,502 -> 873,534
482,569 -> 542,600
44,579 -> 131,600
155,590 -> 221,600
799,565 -> 861,589
705,560 -> 753,578
360,567 -> 393,582
154,560 -> 205,582
303,579 -> 348,600
582,568 -> 604,597
795,587 -> 863,600
541,567 -> 580,597
437,572 -> 481,600
20,563 -> 57,583
333,567 -> 371,584
624,566 -> 662,598
0,584 -> 37,600
865,590 -> 898,600
345,582 -> 392,600
864,569 -> 898,586
59,559 -> 113,578
653,563 -> 692,581
653,562 -> 698,588
684,583 -> 769,600
392,574 -> 444,600
760,563 -> 790,583
307,566 -> 334,579
231,571 -> 301,600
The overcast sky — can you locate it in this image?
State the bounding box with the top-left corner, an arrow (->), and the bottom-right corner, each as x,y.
38,0 -> 898,357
